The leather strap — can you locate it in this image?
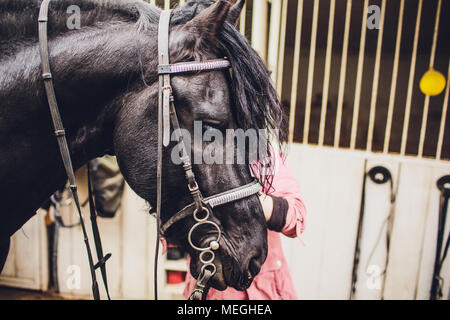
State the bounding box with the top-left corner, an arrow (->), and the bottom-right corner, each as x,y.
38,0 -> 76,187
38,0 -> 108,300
155,9 -> 173,301
169,99 -> 204,211
87,162 -> 112,300
158,10 -> 172,148
188,268 -> 214,300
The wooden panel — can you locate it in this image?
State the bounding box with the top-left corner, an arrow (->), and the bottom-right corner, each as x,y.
282,145 -> 366,299
412,167 -> 450,300
55,167 -> 160,300
0,210 -> 48,291
120,183 -> 152,299
282,144 -> 450,300
383,163 -> 434,299
1,235 -> 15,278
353,160 -> 400,300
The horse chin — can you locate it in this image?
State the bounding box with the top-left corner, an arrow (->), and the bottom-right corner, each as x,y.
209,258 -> 228,291
202,255 -> 254,292
190,256 -> 228,291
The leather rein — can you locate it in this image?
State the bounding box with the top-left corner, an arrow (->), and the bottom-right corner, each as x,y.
38,1 -> 261,300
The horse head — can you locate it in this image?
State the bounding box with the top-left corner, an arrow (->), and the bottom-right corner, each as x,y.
114,0 -> 287,291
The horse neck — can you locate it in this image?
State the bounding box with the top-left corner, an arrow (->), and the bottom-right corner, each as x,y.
0,23 -> 157,238
3,23 -> 157,161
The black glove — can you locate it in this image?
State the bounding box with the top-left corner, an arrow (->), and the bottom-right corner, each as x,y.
267,196 -> 288,232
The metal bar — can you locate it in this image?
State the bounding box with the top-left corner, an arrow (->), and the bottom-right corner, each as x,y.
334,0 -> 352,148
418,100 -> 431,157
303,0 -> 319,144
318,0 -> 336,146
428,0 -> 441,69
400,0 -> 423,156
276,0 -> 288,94
384,0 -> 405,154
179,0 -> 185,5
239,0 -> 247,35
418,0 -> 442,158
436,59 -> 450,160
268,0 -> 282,83
366,0 -> 386,151
164,0 -> 170,10
350,0 -> 369,150
252,0 -> 269,62
288,0 -> 305,143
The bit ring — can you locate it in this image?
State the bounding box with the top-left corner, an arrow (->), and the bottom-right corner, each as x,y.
199,250 -> 215,265
193,206 -> 210,222
188,221 -> 221,252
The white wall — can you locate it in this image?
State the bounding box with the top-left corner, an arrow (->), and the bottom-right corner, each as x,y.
0,210 -> 48,291
282,144 -> 450,300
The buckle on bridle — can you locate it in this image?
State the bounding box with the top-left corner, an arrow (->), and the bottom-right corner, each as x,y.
161,85 -> 172,93
158,64 -> 172,74
188,181 -> 199,192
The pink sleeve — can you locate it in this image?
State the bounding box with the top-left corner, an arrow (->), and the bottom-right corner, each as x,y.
252,151 -> 307,240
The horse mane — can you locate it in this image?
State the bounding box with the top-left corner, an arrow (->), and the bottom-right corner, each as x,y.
0,0 -> 159,58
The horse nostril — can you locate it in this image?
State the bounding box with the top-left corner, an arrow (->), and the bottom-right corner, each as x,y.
249,257 -> 262,277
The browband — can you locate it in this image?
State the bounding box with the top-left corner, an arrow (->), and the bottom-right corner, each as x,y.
158,59 -> 231,75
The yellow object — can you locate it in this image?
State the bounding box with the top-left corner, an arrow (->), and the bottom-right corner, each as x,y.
420,68 -> 446,96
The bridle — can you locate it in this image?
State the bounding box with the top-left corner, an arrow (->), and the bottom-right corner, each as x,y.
37,0 -> 261,301
155,9 -> 261,300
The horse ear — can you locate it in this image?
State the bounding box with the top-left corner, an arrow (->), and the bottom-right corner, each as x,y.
184,0 -> 232,37
226,0 -> 245,26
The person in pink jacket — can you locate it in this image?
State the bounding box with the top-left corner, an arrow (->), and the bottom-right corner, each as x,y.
183,151 -> 307,300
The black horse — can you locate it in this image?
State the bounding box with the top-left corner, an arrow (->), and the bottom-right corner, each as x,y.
0,0 -> 286,292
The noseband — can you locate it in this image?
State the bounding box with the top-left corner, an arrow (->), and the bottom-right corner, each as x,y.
37,0 -> 261,300
156,10 -> 261,300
